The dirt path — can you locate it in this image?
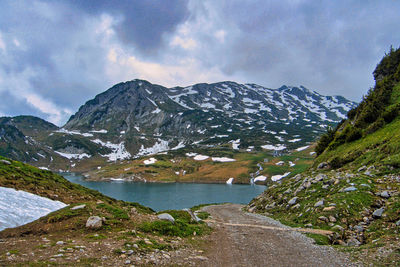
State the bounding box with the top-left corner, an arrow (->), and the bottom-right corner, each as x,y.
200,203 -> 361,267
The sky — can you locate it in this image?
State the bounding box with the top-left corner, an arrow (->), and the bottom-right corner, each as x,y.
0,0 -> 399,126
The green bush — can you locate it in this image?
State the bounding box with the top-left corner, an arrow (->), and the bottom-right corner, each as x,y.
138,219 -> 208,237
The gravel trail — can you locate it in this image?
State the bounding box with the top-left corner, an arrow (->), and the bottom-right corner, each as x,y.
200,203 -> 361,267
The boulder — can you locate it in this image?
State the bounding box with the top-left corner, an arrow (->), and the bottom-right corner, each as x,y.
372,208 -> 384,218
380,191 -> 390,199
86,216 -> 103,229
317,162 -> 329,169
157,213 -> 175,223
357,166 -> 367,172
396,220 -> 400,226
354,225 -> 364,232
332,225 -> 344,232
288,197 -> 298,206
328,216 -> 337,223
314,200 -> 324,207
346,237 -> 361,246
343,186 -> 357,192
183,208 -> 201,222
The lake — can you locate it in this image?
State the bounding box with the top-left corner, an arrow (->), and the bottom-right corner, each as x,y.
62,173 -> 266,211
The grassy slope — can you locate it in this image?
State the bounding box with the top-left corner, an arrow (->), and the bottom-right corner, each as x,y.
82,148 -> 314,184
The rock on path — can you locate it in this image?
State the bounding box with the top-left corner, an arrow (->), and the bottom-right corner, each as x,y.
201,203 -> 360,267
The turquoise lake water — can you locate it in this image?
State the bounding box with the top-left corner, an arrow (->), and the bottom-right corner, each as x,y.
62,173 -> 266,211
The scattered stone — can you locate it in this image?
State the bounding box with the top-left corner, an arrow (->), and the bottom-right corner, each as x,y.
380,191 -> 390,199
288,197 -> 298,206
343,186 -> 357,192
183,208 -> 202,222
372,208 -> 384,218
194,256 -> 208,261
130,207 -> 137,214
305,223 -> 313,228
71,204 -> 86,210
56,241 -> 64,245
323,206 -> 335,211
332,225 -> 344,232
96,200 -> 104,204
52,254 -> 64,258
133,244 -> 139,249
328,216 -> 337,223
314,200 -> 324,208
0,159 -> 11,165
354,225 -> 364,232
346,237 -> 361,246
291,204 -> 300,210
86,216 -> 103,229
357,166 -> 367,172
318,216 -> 328,222
127,250 -> 134,255
283,188 -> 292,194
314,174 -> 327,182
396,220 -> 400,226
318,162 -> 329,169
125,259 -> 131,265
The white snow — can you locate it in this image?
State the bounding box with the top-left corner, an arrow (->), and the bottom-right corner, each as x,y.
136,140 -> 169,157
38,167 -> 49,170
90,129 -> 108,134
200,103 -> 216,109
134,126 -> 140,132
254,175 -> 267,182
152,108 -> 161,114
279,130 -> 288,134
55,128 -> 93,137
276,161 -> 285,166
261,144 -> 286,151
0,187 -> 66,231
295,145 -> 310,152
226,178 -> 234,184
211,157 -> 236,162
244,108 -> 258,114
171,141 -> 185,150
185,152 -> 198,157
289,161 -> 296,167
193,155 -> 209,161
91,139 -> 131,161
54,151 -> 91,160
288,138 -> 301,143
230,139 -> 240,150
144,157 -> 157,165
271,172 -> 291,182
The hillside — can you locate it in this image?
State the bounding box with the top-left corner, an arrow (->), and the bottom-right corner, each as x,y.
0,156 -> 212,265
248,47 -> 400,265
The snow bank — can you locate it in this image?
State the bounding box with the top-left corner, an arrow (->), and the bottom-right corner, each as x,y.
0,187 -> 66,231
271,172 -> 291,182
261,144 -> 286,151
212,157 -> 236,162
144,157 -> 157,165
295,145 -> 310,152
54,151 -> 91,160
193,155 -> 209,161
171,141 -> 185,150
226,178 -> 234,184
136,140 -> 169,157
254,175 -> 267,182
90,129 -> 108,133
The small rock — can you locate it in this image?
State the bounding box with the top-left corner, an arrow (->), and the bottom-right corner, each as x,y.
56,241 -> 64,245
357,166 -> 367,172
323,206 -> 335,211
288,197 -> 298,206
86,216 -> 103,229
346,237 -> 361,246
380,191 -> 390,199
318,216 -> 328,222
96,200 -> 104,204
194,256 -> 208,261
283,188 -> 292,194
71,204 -> 86,210
314,174 -> 327,182
332,225 -> 344,232
127,250 -> 134,255
318,162 -> 329,169
130,207 -> 137,214
125,259 -> 131,264
52,254 -> 64,258
157,213 -> 175,223
291,203 -> 300,209
396,220 -> 400,226
305,223 -> 313,228
328,216 -> 337,223
343,186 -> 357,192
354,225 -> 364,232
372,208 -> 384,218
314,200 -> 324,207
322,185 -> 330,189
0,159 -> 11,165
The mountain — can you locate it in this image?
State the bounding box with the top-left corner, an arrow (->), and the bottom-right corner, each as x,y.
248,47 -> 400,260
63,80 -> 357,158
0,81 -> 357,169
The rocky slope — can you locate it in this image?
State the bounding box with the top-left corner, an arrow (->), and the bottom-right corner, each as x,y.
247,48 -> 400,265
0,81 -> 356,171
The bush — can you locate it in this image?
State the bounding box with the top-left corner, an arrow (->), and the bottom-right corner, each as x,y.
345,126 -> 362,142
383,104 -> 400,123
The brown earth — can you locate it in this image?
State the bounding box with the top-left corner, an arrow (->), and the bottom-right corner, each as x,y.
198,203 -> 361,267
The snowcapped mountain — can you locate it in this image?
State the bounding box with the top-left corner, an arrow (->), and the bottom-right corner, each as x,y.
0,79 -> 357,168
62,80 -> 357,158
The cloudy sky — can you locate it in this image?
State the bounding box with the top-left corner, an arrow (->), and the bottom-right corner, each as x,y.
0,0 -> 399,125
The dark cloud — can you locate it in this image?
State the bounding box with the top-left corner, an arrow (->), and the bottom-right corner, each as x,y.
0,0 -> 399,125
64,0 -> 190,55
